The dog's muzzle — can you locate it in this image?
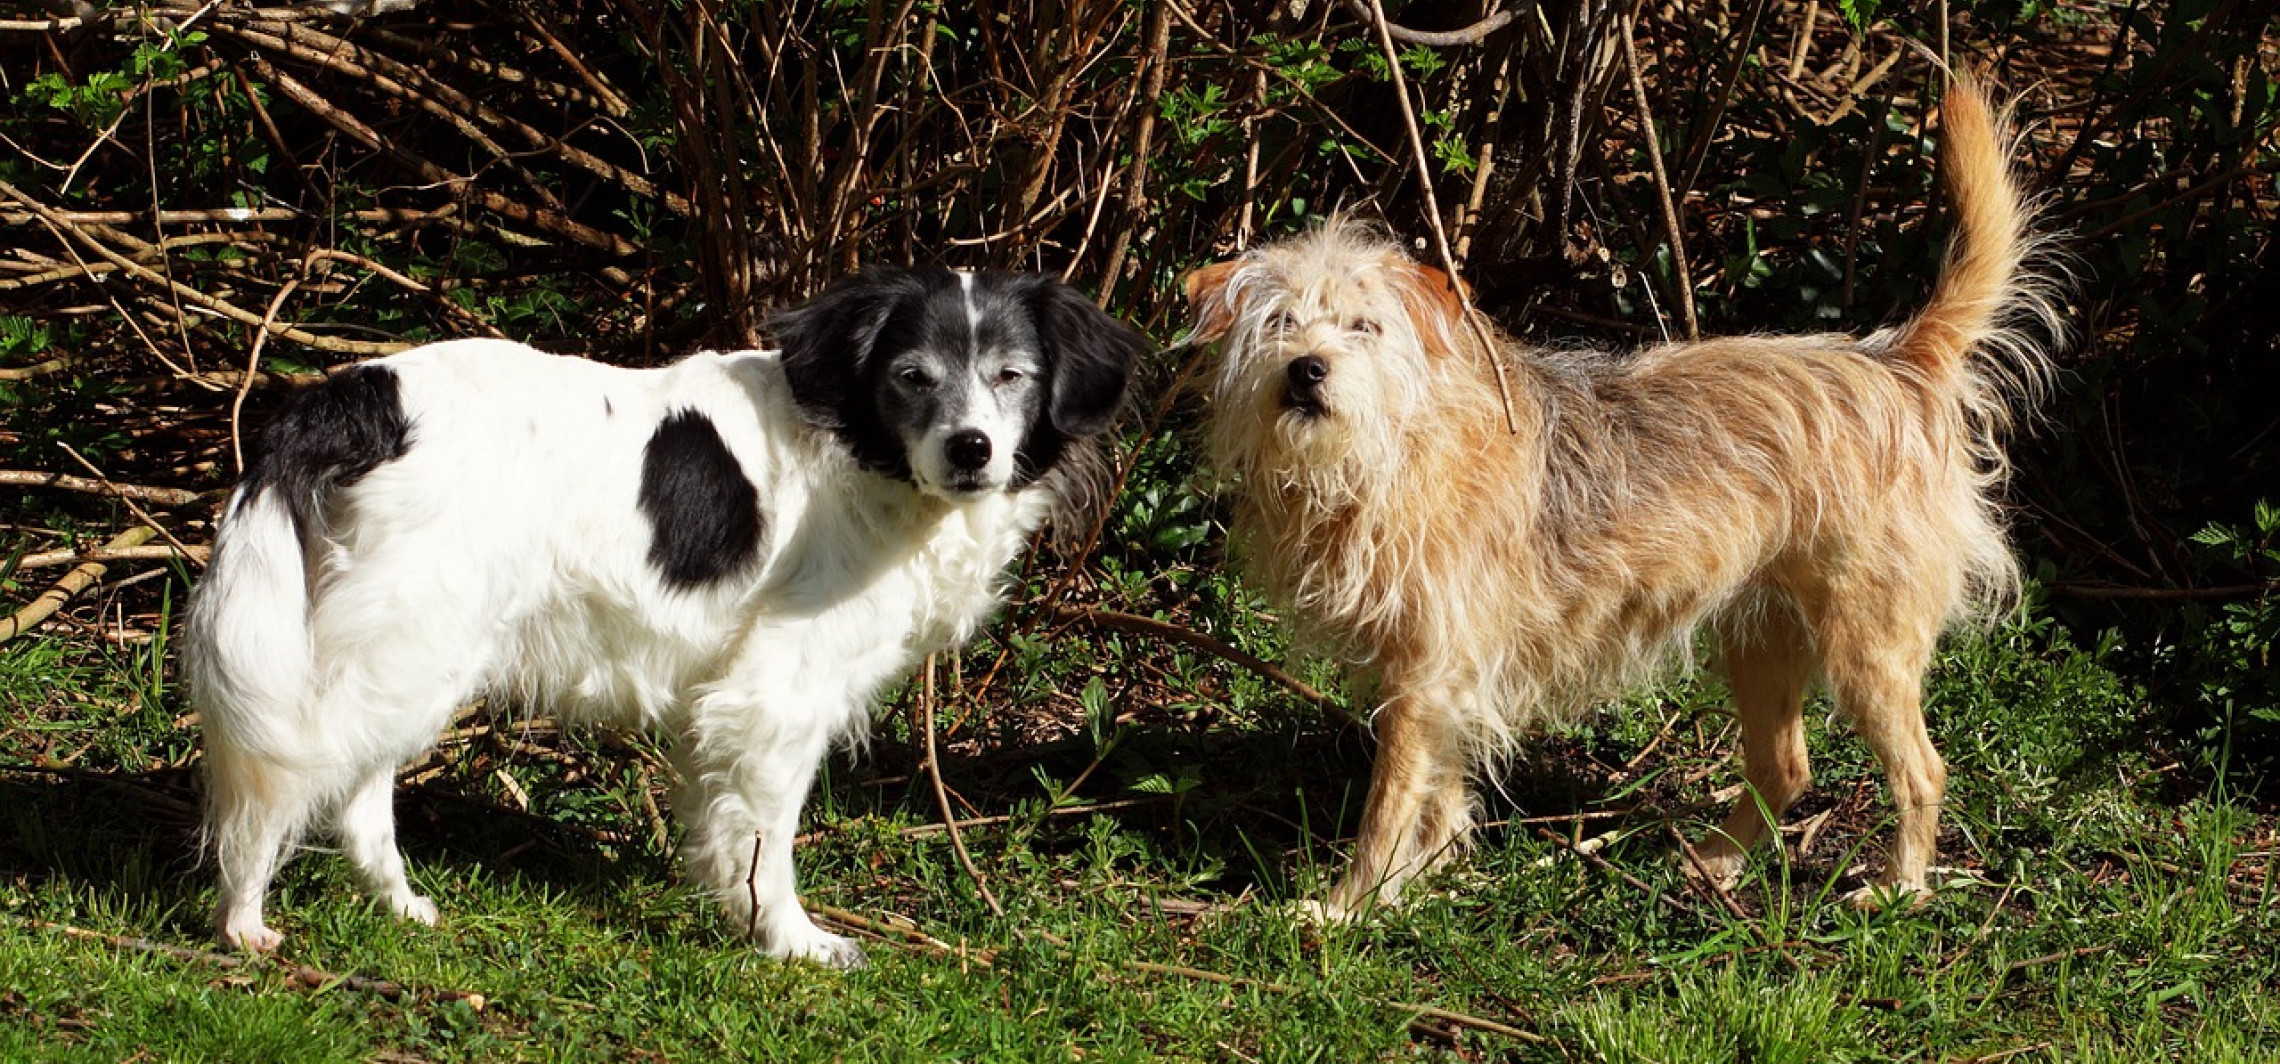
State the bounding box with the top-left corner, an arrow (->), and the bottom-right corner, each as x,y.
1281,355 -> 1329,417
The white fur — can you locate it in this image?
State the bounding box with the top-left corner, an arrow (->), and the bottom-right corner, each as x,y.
186,338 -> 1055,967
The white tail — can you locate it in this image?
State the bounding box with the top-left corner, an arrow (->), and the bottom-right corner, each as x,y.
184,490 -> 314,760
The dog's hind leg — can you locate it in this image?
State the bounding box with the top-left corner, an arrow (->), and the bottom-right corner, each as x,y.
1314,685 -> 1464,921
1690,604 -> 1816,889
1816,582 -> 1948,908
337,766 -> 438,926
206,740 -> 320,951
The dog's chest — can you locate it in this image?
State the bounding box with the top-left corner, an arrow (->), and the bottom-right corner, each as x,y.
873,499 -> 1036,651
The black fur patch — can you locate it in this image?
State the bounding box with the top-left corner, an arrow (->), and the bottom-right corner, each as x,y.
1011,274 -> 1144,485
239,364 -> 413,537
637,409 -> 765,588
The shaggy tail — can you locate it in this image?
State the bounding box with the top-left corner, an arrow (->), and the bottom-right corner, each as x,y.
1889,70 -> 2058,390
184,489 -> 316,760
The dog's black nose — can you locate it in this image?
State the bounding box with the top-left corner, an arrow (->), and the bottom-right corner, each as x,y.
946,429 -> 992,471
1287,355 -> 1329,390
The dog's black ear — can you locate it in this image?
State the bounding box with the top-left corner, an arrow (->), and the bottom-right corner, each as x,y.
1029,279 -> 1144,439
768,271 -> 902,429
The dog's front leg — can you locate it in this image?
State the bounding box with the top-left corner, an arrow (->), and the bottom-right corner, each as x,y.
675,694 -> 865,969
1313,688 -> 1462,921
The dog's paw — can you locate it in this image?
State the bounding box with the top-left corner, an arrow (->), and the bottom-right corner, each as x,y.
390,893 -> 441,926
1840,881 -> 1931,912
1677,847 -> 1746,892
768,923 -> 868,970
1292,897 -> 1359,927
217,917 -> 283,953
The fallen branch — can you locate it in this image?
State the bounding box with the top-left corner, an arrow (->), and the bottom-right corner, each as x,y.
1036,604 -> 1340,715
1120,957 -> 1550,1045
0,525 -> 157,644
0,178 -> 409,356
9,543 -> 209,571
58,443 -> 207,568
1535,826 -> 1698,916
897,796 -> 1168,839
9,914 -> 487,1010
922,654 -> 1005,917
0,469 -> 205,506
0,356 -> 72,380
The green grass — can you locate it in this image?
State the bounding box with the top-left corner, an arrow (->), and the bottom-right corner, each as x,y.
3,566 -> 2277,1061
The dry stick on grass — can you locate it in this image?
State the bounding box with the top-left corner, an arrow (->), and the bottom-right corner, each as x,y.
1037,604 -> 1355,725
1535,825 -> 1698,916
896,796 -> 1169,839
1618,9 -> 1698,341
0,356 -> 71,380
11,915 -> 487,1010
0,469 -> 203,506
1120,957 -> 1552,1046
824,914 -> 1548,1046
922,654 -> 1005,917
1667,823 -> 1752,921
1360,0 -> 1521,433
10,544 -> 208,571
0,525 -> 157,644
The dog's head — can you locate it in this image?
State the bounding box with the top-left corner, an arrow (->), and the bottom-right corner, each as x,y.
1184,220 -> 1473,479
770,267 -> 1144,500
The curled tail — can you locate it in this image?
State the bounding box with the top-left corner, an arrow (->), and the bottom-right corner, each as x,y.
1890,70 -> 2062,402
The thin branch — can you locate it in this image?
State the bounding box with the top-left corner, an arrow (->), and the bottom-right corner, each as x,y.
1337,0 -> 1513,47
1037,605 -> 1344,718
1618,8 -> 1698,340
9,544 -> 209,571
0,178 -> 409,356
922,654 -> 1004,917
55,444 -> 206,568
1535,826 -> 1698,916
234,271 -> 304,474
0,525 -> 157,644
1362,0 -> 1520,431
1121,957 -> 1551,1045
0,469 -> 204,506
8,914 -> 487,1009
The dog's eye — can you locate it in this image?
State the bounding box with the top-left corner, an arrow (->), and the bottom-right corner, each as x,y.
1350,318 -> 1382,336
896,367 -> 936,389
1270,310 -> 1300,333
994,367 -> 1026,386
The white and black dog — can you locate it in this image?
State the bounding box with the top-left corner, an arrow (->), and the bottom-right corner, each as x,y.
185,267 -> 1143,967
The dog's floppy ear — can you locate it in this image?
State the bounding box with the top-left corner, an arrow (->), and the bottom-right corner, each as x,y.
1398,259 -> 1475,356
768,270 -> 902,429
1182,260 -> 1244,343
1029,279 -> 1144,439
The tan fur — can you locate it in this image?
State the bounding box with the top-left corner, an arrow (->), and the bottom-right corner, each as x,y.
1186,74 -> 2058,916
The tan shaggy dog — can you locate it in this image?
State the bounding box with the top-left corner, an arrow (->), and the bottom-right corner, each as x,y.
1183,74 -> 2059,919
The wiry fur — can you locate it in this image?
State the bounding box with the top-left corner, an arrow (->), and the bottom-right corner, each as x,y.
1186,75 -> 2060,916
187,268 -> 1141,967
